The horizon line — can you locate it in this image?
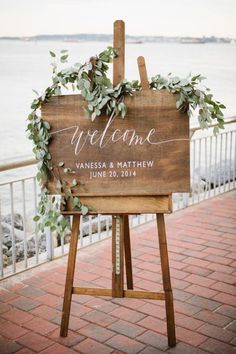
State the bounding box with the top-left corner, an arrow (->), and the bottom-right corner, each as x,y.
0,33 -> 235,40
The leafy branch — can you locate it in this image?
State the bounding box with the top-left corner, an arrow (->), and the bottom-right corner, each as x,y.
27,46 -> 225,236
150,73 -> 225,134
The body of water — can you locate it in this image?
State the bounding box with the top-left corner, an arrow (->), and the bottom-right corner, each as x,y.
0,39 -> 236,215
0,39 -> 236,164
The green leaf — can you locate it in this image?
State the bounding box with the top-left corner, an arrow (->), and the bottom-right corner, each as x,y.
49,51 -> 56,57
91,112 -> 97,121
60,55 -> 68,62
72,179 -> 78,187
213,126 -> 219,135
56,180 -> 62,191
33,215 -> 40,222
72,196 -> 80,206
172,77 -> 180,84
180,79 -> 189,86
43,121 -> 50,130
54,87 -> 61,96
219,104 -> 226,109
95,70 -> 102,76
176,100 -> 182,109
81,205 -> 89,215
36,170 -> 42,179
32,89 -> 39,96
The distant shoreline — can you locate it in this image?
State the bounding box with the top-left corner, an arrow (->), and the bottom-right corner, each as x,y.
0,34 -> 234,44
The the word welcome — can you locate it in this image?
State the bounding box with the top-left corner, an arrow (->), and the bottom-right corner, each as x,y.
53,114 -> 159,156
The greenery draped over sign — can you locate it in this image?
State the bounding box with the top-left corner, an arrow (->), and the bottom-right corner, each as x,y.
27,46 -> 225,235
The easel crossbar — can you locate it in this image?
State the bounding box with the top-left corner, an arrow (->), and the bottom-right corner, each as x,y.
72,287 -> 165,300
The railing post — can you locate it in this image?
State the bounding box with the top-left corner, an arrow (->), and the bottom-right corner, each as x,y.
182,193 -> 189,208
46,227 -> 53,260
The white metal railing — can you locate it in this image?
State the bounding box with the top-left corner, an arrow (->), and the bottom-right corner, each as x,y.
172,127 -> 236,210
0,118 -> 235,279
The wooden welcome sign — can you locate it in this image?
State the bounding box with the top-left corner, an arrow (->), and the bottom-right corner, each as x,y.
42,46 -> 190,216
42,90 -> 190,198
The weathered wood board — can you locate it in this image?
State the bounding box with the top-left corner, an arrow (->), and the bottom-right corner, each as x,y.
62,195 -> 172,215
41,89 -> 190,196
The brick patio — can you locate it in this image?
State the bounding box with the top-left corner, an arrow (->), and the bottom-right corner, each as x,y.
0,190 -> 235,354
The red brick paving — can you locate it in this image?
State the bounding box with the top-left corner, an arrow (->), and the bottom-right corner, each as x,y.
0,303 -> 13,315
79,323 -> 115,342
0,321 -> 29,340
17,332 -> 54,352
73,337 -> 113,354
108,320 -> 146,338
40,343 -> 76,354
194,309 -> 232,327
16,285 -> 46,299
1,308 -> 34,325
48,328 -> 85,347
22,317 -> 58,335
137,316 -> 167,335
0,190 -> 235,353
52,314 -> 88,331
8,296 -> 40,311
30,304 -> 61,321
109,334 -> 147,353
0,336 -> 22,353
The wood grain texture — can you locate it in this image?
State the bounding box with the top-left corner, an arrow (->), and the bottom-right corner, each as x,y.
113,20 -> 125,85
156,213 -> 176,347
124,290 -> 165,300
62,195 -> 172,214
73,287 -> 112,296
112,20 -> 125,298
42,90 -> 190,197
124,215 -> 133,289
137,56 -> 149,90
60,215 -> 80,337
71,288 -> 165,300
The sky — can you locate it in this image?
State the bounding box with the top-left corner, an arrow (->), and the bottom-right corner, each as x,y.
0,0 -> 236,38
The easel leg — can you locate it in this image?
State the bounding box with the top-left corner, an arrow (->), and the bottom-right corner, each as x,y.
112,215 -> 124,297
156,214 -> 176,347
124,215 -> 133,290
60,215 -> 80,337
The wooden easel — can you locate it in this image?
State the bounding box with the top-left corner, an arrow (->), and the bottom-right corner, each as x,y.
60,20 -> 176,348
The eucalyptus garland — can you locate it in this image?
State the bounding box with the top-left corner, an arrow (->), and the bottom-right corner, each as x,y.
27,46 -> 225,235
